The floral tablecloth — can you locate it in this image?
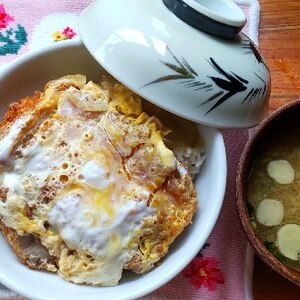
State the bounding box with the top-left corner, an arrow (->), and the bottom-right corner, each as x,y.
0,1 -> 260,299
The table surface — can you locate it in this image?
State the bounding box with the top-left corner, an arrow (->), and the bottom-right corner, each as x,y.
253,0 -> 300,298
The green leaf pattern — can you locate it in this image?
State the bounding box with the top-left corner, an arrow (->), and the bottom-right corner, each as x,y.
0,4 -> 27,56
0,24 -> 27,56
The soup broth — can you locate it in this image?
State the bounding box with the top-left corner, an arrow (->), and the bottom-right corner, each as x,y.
248,122 -> 300,272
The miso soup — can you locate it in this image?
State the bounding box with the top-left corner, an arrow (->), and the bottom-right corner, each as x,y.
247,122 -> 300,272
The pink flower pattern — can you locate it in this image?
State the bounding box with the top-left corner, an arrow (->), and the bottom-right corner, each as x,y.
0,4 -> 14,29
0,4 -> 27,56
53,26 -> 77,41
183,257 -> 224,291
62,26 -> 76,39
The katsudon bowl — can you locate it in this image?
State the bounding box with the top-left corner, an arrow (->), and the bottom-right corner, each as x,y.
0,39 -> 227,299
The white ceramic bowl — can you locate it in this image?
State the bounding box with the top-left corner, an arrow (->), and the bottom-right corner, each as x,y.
0,39 -> 227,300
79,0 -> 270,128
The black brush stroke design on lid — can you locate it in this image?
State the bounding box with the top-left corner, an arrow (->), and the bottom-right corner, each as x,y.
241,72 -> 269,104
241,38 -> 268,69
142,48 -> 268,115
141,47 -> 211,92
200,58 -> 248,114
202,59 -> 268,111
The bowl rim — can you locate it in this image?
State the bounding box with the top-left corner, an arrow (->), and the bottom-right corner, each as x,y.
236,99 -> 300,286
0,38 -> 228,299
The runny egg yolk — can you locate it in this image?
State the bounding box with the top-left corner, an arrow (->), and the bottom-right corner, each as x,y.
48,187 -> 153,270
93,186 -> 115,221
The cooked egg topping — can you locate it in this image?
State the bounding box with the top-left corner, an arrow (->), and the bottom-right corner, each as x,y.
0,75 -> 198,286
48,188 -> 153,285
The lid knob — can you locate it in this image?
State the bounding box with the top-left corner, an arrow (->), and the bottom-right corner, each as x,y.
163,0 -> 247,39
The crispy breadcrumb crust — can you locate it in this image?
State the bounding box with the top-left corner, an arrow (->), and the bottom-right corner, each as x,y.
0,93 -> 41,134
0,91 -> 56,272
0,219 -> 57,272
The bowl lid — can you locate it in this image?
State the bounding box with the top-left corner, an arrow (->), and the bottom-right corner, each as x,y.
78,0 -> 270,128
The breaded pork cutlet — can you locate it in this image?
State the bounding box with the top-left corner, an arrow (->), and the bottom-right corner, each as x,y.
0,75 -> 202,286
